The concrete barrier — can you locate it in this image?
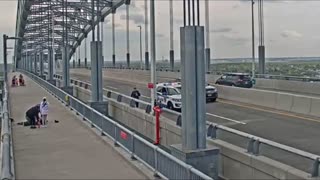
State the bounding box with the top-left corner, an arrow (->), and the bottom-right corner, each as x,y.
255,78 -> 320,96
71,84 -> 310,180
217,84 -> 320,118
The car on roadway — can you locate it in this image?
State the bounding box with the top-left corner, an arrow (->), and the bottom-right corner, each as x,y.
173,78 -> 218,102
215,73 -> 253,88
156,82 -> 218,111
156,82 -> 182,110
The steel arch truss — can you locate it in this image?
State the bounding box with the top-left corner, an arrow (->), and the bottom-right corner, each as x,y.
15,0 -> 125,63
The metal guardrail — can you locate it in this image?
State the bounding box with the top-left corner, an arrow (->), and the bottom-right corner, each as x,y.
23,70 -> 213,180
255,74 -> 320,82
58,74 -> 320,177
1,82 -> 14,180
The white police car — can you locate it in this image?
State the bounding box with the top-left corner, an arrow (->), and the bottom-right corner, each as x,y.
156,82 -> 182,110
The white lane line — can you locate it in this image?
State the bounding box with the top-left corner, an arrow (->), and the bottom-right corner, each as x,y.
206,113 -> 247,125
106,86 -> 118,90
141,95 -> 150,99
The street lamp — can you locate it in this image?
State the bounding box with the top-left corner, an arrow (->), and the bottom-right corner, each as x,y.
137,25 -> 142,69
251,0 -> 255,78
3,34 -> 21,82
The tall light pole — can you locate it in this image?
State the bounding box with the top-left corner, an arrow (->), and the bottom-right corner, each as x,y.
3,34 -> 20,82
251,0 -> 255,78
150,0 -> 156,108
137,25 -> 142,69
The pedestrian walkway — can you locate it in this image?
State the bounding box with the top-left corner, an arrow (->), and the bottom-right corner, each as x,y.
9,73 -> 147,179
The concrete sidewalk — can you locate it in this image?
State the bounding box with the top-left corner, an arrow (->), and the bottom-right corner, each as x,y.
9,73 -> 147,179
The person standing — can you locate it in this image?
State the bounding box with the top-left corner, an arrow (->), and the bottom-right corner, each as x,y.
131,87 -> 141,107
40,97 -> 49,128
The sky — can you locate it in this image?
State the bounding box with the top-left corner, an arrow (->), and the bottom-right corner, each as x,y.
1,0 -> 320,63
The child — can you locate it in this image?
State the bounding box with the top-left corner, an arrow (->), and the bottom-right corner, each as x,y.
40,97 -> 49,128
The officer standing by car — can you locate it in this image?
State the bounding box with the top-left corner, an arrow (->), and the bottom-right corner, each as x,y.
131,87 -> 141,107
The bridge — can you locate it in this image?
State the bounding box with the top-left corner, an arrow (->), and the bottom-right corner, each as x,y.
0,0 -> 319,179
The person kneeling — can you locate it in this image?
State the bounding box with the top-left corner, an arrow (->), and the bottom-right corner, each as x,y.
24,104 -> 41,129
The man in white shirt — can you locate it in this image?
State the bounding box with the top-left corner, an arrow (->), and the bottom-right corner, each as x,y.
40,97 -> 49,128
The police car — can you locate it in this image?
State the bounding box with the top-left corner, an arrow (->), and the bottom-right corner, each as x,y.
172,78 -> 218,102
206,85 -> 218,102
156,82 -> 182,110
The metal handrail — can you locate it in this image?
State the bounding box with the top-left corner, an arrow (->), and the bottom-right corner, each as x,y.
1,82 -> 14,180
22,70 -> 213,180
255,74 -> 320,82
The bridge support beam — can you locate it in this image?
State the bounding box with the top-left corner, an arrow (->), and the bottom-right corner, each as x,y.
205,48 -> 210,73
47,49 -> 55,85
90,41 -> 108,115
73,58 -> 76,69
62,46 -> 71,92
169,50 -> 174,71
35,52 -> 38,75
171,26 -> 219,179
33,53 -> 37,75
258,45 -> 265,74
39,51 -> 45,80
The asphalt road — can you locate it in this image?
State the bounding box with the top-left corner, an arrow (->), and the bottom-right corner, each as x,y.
70,70 -> 320,172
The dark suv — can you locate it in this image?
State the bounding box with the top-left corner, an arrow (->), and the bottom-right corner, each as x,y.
215,73 -> 253,88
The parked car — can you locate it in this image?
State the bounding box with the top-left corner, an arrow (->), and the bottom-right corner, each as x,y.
215,73 -> 253,88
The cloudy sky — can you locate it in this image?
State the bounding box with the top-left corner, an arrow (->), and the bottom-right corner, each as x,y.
1,0 -> 320,63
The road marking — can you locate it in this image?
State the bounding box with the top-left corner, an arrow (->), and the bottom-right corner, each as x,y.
106,86 -> 118,90
206,113 -> 246,125
218,99 -> 320,124
141,95 -> 150,99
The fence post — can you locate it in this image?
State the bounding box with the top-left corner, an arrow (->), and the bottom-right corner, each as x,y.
114,122 -> 119,147
253,139 -> 261,155
312,158 -> 319,177
153,147 -> 160,177
131,132 -> 136,160
247,138 -> 254,154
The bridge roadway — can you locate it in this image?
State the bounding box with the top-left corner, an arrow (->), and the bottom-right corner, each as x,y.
70,69 -> 320,157
9,73 -> 148,179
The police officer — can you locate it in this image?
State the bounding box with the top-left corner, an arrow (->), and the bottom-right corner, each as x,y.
131,87 -> 141,107
25,104 -> 41,129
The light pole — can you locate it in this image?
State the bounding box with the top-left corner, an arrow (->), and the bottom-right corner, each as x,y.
137,25 -> 142,69
3,34 -> 21,82
251,0 -> 255,78
150,0 -> 156,108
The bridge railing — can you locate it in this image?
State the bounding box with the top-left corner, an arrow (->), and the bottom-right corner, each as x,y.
1,82 -> 15,180
255,74 -> 320,82
23,70 -> 213,180
58,74 -> 320,177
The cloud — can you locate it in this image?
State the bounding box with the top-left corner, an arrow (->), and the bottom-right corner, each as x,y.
220,34 -> 250,46
120,14 -> 144,25
156,33 -> 165,38
211,27 -> 233,33
232,4 -> 240,9
130,14 -> 144,24
280,30 -> 302,38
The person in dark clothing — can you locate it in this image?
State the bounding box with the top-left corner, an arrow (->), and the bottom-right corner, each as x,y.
131,87 -> 141,107
25,104 -> 41,129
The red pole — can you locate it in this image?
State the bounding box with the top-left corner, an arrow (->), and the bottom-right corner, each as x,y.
153,106 -> 161,145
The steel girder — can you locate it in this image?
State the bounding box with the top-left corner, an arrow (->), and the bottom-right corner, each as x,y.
15,0 -> 126,63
